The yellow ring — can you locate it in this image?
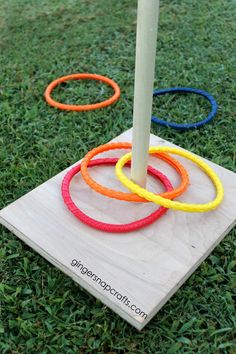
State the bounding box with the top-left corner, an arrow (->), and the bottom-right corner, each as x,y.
115,146 -> 224,212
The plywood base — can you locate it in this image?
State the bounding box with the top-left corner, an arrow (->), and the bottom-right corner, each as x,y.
1,129 -> 236,330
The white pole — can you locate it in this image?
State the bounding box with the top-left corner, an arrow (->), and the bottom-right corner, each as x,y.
131,0 -> 160,187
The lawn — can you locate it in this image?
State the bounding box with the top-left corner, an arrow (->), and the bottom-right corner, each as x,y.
0,0 -> 235,353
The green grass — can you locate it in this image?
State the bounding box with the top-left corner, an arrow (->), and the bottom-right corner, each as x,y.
0,0 -> 236,352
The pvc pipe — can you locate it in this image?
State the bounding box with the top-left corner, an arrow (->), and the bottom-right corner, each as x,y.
131,0 -> 160,187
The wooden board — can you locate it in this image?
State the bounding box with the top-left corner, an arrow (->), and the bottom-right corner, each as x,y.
1,129 -> 236,330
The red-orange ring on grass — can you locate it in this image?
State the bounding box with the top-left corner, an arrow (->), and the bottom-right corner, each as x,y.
44,73 -> 121,111
80,142 -> 189,202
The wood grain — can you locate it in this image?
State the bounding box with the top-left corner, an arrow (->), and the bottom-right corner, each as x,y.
1,129 -> 236,330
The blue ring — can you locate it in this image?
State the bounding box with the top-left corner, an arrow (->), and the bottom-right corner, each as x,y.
151,87 -> 218,130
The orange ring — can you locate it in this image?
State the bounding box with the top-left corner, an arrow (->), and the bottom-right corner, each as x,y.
80,142 -> 189,202
44,73 -> 120,111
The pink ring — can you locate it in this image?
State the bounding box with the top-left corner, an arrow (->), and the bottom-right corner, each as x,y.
61,158 -> 173,233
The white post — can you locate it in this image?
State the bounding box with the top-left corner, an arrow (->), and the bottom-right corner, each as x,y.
131,0 -> 160,187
